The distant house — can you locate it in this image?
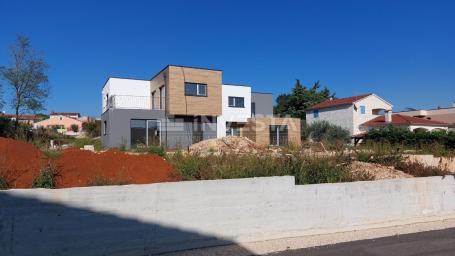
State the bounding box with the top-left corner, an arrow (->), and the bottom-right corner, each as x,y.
0,114 -> 41,125
397,101 -> 455,128
360,113 -> 450,132
34,113 -> 83,136
306,94 -> 393,136
50,112 -> 81,119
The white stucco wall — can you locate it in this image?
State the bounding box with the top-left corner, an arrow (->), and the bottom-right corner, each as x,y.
353,95 -> 393,134
217,84 -> 251,138
409,125 -> 449,132
306,94 -> 393,136
306,105 -> 355,134
102,78 -> 151,113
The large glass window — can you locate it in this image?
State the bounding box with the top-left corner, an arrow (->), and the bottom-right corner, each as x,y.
269,125 -> 288,146
228,96 -> 244,108
151,92 -> 155,110
159,86 -> 165,109
360,105 -> 366,114
131,120 -> 147,148
131,119 -> 161,148
251,102 -> 256,117
226,127 -> 241,136
185,82 -> 207,96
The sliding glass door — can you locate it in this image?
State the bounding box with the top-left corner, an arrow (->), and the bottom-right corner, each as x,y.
131,119 -> 161,148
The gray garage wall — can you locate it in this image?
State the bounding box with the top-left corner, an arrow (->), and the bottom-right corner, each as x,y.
2,176 -> 455,255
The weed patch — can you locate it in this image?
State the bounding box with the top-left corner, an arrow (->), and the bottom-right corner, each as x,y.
32,164 -> 58,189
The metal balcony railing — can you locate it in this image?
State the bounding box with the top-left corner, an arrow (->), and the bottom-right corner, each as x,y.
107,95 -> 165,110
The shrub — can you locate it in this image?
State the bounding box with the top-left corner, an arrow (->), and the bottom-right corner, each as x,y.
82,120 -> 101,138
367,126 -> 455,154
168,152 -> 354,185
0,177 -> 8,190
70,124 -> 79,133
148,145 -> 166,157
32,164 -> 58,189
395,161 -> 451,177
303,121 -> 350,148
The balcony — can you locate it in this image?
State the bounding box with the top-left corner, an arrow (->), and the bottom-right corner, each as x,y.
107,95 -> 165,110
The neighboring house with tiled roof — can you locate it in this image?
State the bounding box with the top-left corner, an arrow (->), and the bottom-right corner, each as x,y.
0,114 -> 41,125
50,112 -> 81,119
306,93 -> 393,136
397,101 -> 455,128
360,114 -> 450,132
34,114 -> 83,136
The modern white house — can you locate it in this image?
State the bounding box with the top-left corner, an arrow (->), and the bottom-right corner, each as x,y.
101,65 -> 300,149
306,93 -> 393,136
102,78 -> 151,112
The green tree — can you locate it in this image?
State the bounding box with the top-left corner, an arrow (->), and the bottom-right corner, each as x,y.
274,79 -> 334,119
0,35 -> 49,133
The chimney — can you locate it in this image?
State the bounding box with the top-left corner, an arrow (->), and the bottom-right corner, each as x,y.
385,110 -> 392,123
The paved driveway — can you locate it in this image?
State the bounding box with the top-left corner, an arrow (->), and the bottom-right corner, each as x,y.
267,228 -> 455,256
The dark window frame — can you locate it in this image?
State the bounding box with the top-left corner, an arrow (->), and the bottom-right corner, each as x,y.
184,82 -> 207,97
228,96 -> 245,108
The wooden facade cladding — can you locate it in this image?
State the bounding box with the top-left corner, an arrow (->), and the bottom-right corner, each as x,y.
150,66 -> 222,116
242,117 -> 301,146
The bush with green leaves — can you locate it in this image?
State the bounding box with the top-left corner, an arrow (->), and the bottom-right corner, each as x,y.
82,120 -> 101,138
32,164 -> 58,189
148,145 -> 166,157
367,126 -> 455,154
303,121 -> 350,147
168,152 -> 355,185
0,176 -> 8,190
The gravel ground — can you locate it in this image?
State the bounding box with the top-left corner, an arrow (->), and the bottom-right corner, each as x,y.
163,217 -> 455,256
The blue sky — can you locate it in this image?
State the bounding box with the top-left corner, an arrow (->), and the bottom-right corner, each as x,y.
0,0 -> 454,116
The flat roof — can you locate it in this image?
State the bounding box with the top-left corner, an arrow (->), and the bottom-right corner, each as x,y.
150,64 -> 222,80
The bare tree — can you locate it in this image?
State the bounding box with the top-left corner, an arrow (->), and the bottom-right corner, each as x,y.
0,35 -> 49,131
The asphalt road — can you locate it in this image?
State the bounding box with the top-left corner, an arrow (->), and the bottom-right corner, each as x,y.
267,227 -> 455,256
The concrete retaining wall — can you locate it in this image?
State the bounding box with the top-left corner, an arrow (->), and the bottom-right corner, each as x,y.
2,176 -> 455,255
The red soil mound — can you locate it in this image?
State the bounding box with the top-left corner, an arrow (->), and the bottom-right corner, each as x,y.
0,138 -> 180,189
0,137 -> 47,188
54,148 -> 180,188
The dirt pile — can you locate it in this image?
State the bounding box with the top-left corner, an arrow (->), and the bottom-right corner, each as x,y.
189,136 -> 266,155
55,149 -> 179,188
350,161 -> 412,180
0,138 -> 179,189
0,137 -> 47,188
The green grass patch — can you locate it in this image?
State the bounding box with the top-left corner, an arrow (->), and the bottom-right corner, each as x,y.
88,177 -> 128,186
73,137 -> 102,151
168,152 -> 355,185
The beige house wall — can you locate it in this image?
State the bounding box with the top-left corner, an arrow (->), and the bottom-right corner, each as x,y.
242,117 -> 301,146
